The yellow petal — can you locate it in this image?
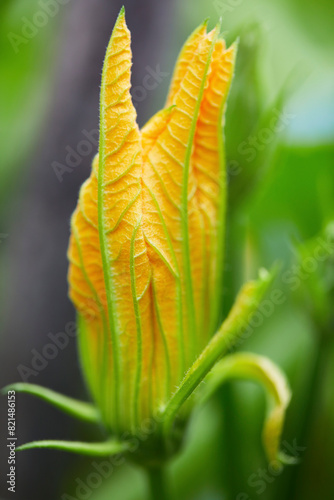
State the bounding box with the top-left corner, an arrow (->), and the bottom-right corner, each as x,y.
67,156 -> 108,417
69,10 -> 153,433
141,106 -> 175,156
141,27 -> 218,382
99,9 -> 159,433
165,21 -> 208,107
191,40 -> 237,340
141,34 -> 236,370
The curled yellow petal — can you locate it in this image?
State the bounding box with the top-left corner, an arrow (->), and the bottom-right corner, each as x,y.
202,352 -> 291,462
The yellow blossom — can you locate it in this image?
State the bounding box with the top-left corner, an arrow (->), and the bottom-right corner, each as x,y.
67,9 -> 236,434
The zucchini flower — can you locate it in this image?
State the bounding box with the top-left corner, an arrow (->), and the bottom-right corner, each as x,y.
5,8 -> 293,471
67,10 -> 236,435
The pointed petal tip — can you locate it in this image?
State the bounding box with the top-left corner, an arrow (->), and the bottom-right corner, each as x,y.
202,17 -> 210,29
215,33 -> 238,59
215,17 -> 222,35
189,18 -> 209,41
189,18 -> 209,39
106,6 -> 128,43
232,36 -> 240,47
201,18 -> 221,37
228,37 -> 240,57
115,6 -> 126,28
206,22 -> 221,43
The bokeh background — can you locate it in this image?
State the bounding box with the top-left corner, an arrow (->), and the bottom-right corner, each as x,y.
1,0 -> 333,499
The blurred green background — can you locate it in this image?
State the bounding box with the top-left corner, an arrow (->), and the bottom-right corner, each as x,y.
0,0 -> 333,499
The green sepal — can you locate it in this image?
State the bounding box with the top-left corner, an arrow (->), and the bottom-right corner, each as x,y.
2,383 -> 100,424
200,352 -> 292,463
16,438 -> 129,457
161,267 -> 274,435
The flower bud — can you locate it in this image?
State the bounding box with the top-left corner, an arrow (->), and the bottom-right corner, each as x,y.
68,9 -> 236,435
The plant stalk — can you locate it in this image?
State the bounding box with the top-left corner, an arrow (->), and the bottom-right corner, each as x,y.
282,327 -> 332,500
147,466 -> 169,500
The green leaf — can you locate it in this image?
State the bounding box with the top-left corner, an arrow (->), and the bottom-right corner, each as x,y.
2,383 -> 100,424
161,267 -> 274,434
200,352 -> 293,463
16,438 -> 129,457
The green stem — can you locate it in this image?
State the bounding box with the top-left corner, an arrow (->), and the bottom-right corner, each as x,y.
219,384 -> 240,499
147,466 -> 168,500
282,328 -> 332,500
218,213 -> 245,499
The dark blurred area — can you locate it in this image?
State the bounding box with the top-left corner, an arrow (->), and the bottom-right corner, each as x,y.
0,0 -> 333,499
